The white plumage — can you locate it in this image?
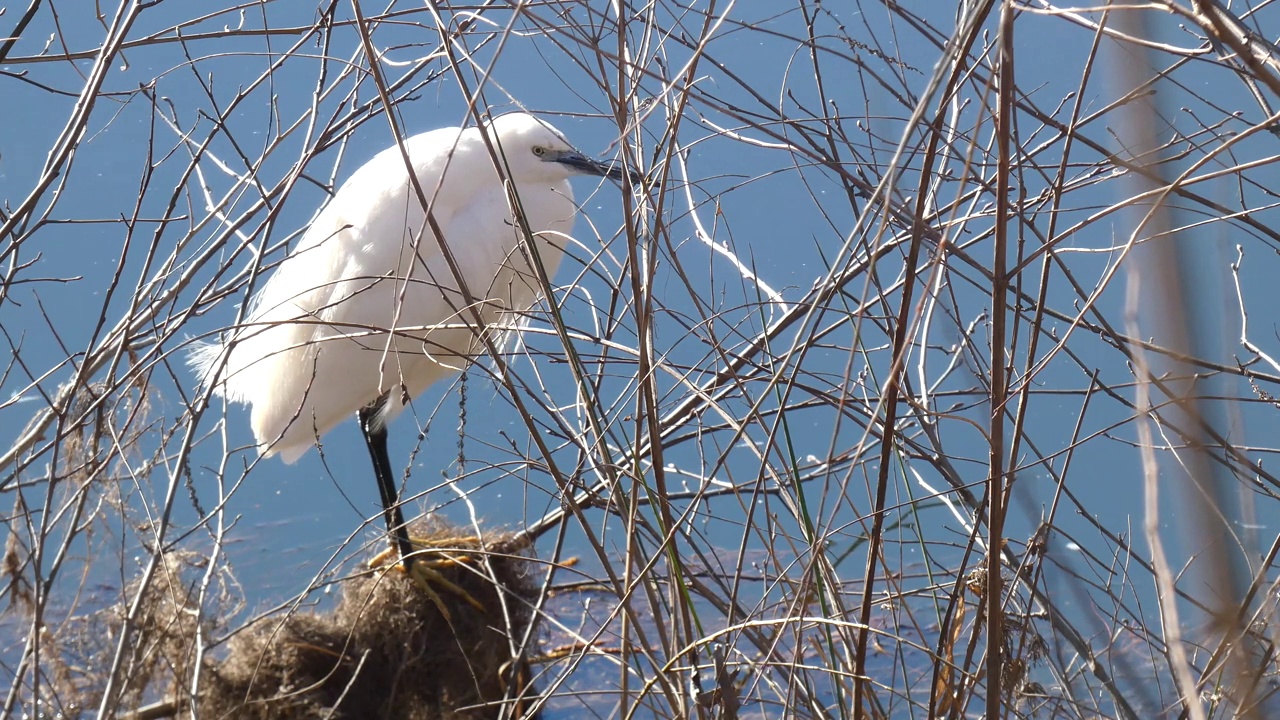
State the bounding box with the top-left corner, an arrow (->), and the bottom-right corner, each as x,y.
192,112 -> 625,464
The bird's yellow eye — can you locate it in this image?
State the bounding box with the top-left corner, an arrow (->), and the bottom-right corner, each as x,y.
532,146 -> 546,157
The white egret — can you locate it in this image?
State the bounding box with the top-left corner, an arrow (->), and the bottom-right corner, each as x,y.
191,112 -> 631,567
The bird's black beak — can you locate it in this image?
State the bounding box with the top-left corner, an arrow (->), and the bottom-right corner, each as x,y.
553,150 -> 641,184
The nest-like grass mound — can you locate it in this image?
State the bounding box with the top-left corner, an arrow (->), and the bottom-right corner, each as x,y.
106,518 -> 543,720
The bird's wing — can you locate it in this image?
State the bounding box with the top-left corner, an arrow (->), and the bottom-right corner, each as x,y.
214,128 -> 476,456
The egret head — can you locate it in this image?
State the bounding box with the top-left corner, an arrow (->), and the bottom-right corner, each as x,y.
486,112 -> 636,183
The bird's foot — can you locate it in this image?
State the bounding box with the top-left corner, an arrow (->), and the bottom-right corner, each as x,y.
368,537 -> 487,619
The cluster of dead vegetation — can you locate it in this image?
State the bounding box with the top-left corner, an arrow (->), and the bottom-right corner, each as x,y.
8,520 -> 542,719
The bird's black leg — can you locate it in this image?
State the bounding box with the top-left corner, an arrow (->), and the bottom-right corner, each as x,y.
357,400 -> 413,564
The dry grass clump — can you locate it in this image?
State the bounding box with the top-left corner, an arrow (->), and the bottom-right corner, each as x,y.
197,521 -> 541,720
89,518 -> 542,720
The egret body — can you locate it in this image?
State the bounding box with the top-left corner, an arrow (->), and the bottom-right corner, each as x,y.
191,112 -> 628,563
